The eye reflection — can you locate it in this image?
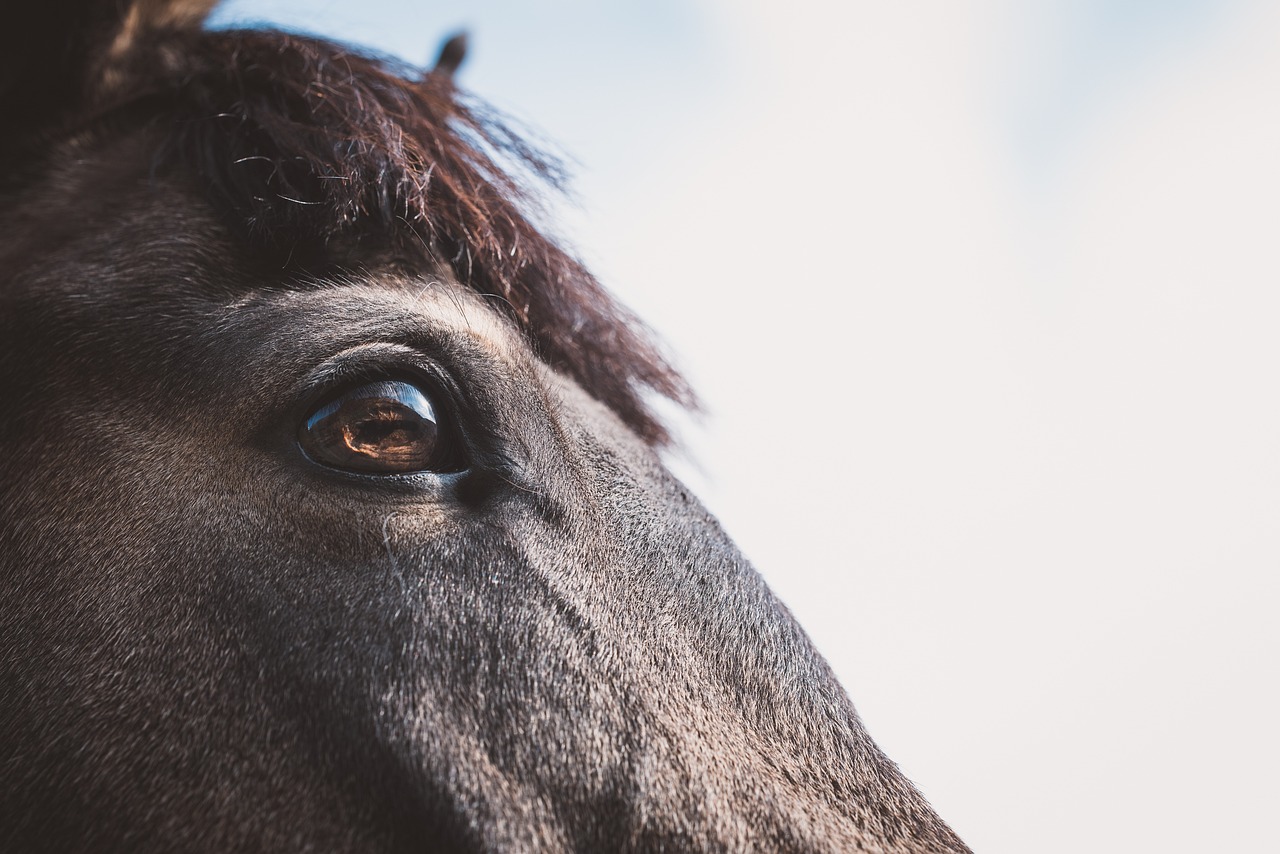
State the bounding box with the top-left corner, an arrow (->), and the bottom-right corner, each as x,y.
299,379 -> 461,474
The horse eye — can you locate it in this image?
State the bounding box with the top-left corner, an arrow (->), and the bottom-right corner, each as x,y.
299,379 -> 463,474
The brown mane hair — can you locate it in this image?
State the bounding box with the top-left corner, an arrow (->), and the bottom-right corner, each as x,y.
50,25 -> 695,445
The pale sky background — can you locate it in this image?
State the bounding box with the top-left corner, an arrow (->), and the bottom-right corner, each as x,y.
213,2 -> 1280,851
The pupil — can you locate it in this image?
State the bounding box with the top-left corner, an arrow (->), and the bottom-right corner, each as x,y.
341,402 -> 434,461
350,418 -> 413,447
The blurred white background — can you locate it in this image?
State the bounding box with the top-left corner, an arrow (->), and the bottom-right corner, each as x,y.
214,2 -> 1280,850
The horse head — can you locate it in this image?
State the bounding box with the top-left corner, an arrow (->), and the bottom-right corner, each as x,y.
0,2 -> 967,850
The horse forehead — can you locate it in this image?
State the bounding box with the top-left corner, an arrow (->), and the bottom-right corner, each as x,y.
218,278 -> 520,353
0,160 -> 520,360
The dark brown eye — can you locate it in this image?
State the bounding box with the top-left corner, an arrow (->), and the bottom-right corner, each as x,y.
299,380 -> 462,474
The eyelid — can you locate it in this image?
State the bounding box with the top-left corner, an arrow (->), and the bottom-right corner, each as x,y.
293,343 -> 474,424
297,343 -> 436,396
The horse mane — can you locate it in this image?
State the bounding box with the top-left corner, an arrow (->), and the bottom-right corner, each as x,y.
19,23 -> 696,445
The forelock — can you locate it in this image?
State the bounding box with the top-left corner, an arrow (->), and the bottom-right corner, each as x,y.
92,27 -> 694,445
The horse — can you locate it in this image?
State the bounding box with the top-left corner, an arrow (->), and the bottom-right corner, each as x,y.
0,2 -> 969,851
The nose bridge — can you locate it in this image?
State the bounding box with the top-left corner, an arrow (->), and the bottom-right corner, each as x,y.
518,417 -> 901,848
562,426 -> 752,650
